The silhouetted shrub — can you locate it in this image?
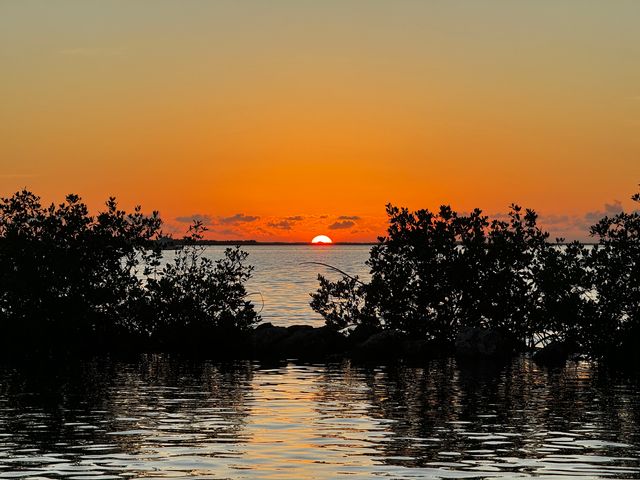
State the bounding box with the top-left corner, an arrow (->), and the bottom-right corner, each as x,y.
311,202 -> 592,350
141,222 -> 257,349
310,273 -> 369,332
533,240 -> 592,350
584,191 -> 640,361
0,190 -> 258,354
455,205 -> 550,344
0,190 -> 161,350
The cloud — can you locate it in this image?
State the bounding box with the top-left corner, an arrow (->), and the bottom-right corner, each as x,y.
267,220 -> 293,230
539,214 -> 570,226
583,211 -> 601,224
175,214 -> 213,225
267,216 -> 304,229
584,200 -> 624,224
604,200 -> 623,214
210,228 -> 240,236
526,200 -> 632,242
337,215 -> 360,221
219,213 -> 260,225
329,220 -> 355,230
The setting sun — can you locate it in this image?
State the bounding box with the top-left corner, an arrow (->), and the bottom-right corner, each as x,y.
311,235 -> 333,244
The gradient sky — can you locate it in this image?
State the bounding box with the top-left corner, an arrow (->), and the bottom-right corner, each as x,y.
1,1 -> 639,241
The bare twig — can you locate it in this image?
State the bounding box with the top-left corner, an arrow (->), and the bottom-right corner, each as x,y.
300,261 -> 365,285
245,291 -> 265,314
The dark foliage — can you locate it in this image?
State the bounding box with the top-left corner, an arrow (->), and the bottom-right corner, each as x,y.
0,190 -> 257,354
311,190 -> 640,362
140,222 -> 257,349
0,190 -> 160,350
585,191 -> 640,361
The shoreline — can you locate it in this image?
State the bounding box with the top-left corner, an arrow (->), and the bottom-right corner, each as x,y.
4,324 -> 636,372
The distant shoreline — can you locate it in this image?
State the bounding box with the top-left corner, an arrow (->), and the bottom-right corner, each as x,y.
158,240 -> 377,247
158,240 -> 597,248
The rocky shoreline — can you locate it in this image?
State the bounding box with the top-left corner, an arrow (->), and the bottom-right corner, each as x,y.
246,323 -> 572,367
3,322 -> 629,369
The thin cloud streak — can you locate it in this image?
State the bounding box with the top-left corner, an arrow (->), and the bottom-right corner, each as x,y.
267,220 -> 293,230
219,213 -> 260,225
329,220 -> 356,230
175,214 -> 214,225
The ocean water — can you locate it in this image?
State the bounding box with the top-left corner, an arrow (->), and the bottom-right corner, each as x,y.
1,357 -> 639,479
163,245 -> 373,327
2,246 -> 640,479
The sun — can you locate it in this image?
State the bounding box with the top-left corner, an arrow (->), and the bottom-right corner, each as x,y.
311,235 -> 333,244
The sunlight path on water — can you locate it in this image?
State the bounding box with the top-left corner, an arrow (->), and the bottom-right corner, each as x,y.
0,358 -> 639,478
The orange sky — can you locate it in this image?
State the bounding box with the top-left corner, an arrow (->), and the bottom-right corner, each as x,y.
1,1 -> 639,241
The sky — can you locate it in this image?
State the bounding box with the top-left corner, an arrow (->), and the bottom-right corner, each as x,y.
1,0 -> 639,242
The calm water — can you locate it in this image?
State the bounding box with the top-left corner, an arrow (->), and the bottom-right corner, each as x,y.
2,246 -> 640,478
164,245 -> 373,326
0,357 -> 639,479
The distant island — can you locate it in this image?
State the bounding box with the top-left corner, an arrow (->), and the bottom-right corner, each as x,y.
157,237 -> 375,248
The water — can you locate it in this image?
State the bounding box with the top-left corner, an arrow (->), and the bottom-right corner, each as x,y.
1,357 -> 639,479
162,245 -> 373,326
2,246 -> 640,478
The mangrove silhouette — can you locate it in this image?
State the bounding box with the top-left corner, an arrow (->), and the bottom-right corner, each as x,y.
0,190 -> 257,355
1,188 -> 640,368
311,190 -> 640,367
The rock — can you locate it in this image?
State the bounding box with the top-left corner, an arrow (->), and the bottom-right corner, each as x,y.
286,324 -> 314,333
533,341 -> 570,366
347,323 -> 380,346
252,324 -> 289,356
352,330 -> 405,360
278,326 -> 347,359
455,327 -> 512,359
401,338 -> 451,361
255,322 -> 276,330
252,324 -> 346,359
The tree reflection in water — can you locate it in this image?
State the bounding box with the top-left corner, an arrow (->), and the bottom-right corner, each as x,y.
0,357 -> 639,478
0,356 -> 254,474
314,359 -> 640,476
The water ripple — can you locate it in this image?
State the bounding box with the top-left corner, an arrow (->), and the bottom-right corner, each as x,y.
0,358 -> 639,478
